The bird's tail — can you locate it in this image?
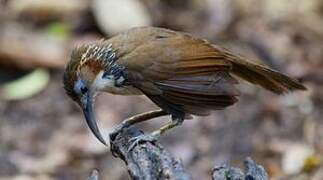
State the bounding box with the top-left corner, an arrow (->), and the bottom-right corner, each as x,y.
226,53 -> 307,94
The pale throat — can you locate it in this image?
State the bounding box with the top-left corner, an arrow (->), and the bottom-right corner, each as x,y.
92,70 -> 142,95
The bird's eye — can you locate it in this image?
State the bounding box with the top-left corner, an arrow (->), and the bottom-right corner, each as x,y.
80,86 -> 88,94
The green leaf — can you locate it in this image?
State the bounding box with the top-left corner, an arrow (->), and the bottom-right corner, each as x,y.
46,22 -> 71,40
1,69 -> 50,100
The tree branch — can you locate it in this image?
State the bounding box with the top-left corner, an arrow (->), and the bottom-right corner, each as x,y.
212,157 -> 268,180
109,127 -> 191,180
108,111 -> 268,180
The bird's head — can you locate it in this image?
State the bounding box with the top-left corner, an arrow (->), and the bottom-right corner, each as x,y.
63,42 -> 123,145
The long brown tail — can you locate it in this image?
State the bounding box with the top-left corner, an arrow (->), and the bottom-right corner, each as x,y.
226,54 -> 307,94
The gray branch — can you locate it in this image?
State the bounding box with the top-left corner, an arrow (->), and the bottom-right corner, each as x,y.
212,157 -> 268,180
109,127 -> 191,180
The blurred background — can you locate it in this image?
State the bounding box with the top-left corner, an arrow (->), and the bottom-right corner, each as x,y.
0,0 -> 322,179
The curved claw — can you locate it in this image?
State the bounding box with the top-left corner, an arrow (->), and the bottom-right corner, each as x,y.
109,121 -> 130,141
128,132 -> 161,152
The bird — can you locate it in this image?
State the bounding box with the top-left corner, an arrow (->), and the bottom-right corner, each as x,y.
63,27 -> 306,145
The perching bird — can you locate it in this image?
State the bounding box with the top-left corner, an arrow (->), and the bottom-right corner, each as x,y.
63,27 -> 306,145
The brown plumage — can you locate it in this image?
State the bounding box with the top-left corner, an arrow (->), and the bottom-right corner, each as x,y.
63,27 -> 306,145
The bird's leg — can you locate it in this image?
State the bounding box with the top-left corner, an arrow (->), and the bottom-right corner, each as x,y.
109,109 -> 168,140
151,117 -> 184,137
128,117 -> 184,151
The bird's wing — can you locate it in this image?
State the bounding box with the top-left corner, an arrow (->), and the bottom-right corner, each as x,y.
116,29 -> 239,116
117,30 -> 232,81
116,29 -> 237,94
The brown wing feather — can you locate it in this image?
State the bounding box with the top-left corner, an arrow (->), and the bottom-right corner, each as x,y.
113,27 -> 238,117
155,74 -> 239,96
212,46 -> 307,94
114,27 -> 305,94
110,27 -> 305,117
157,73 -> 239,115
116,27 -> 232,81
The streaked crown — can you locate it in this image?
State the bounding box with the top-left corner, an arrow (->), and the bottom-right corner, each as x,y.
63,41 -> 120,102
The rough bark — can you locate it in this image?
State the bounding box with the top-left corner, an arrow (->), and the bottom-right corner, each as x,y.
109,127 -> 191,180
212,157 -> 268,180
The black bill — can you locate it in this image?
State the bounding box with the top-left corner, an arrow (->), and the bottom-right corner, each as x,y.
82,94 -> 107,145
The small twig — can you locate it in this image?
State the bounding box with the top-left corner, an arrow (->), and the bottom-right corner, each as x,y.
212,157 -> 268,180
110,127 -> 191,180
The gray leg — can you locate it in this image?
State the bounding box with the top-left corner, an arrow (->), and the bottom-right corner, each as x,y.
109,109 -> 168,140
151,117 -> 184,137
128,117 -> 184,151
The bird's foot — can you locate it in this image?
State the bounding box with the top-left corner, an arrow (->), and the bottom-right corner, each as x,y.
127,131 -> 161,152
109,121 -> 130,141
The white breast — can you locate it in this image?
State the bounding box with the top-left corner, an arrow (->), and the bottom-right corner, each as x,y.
93,70 -> 142,95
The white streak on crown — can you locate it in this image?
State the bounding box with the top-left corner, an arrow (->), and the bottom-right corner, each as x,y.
79,42 -> 124,76
81,43 -> 116,66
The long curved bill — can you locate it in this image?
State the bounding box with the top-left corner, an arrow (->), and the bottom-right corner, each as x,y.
82,94 -> 107,145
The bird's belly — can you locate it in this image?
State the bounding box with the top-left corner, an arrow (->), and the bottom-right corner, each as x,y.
103,85 -> 143,95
